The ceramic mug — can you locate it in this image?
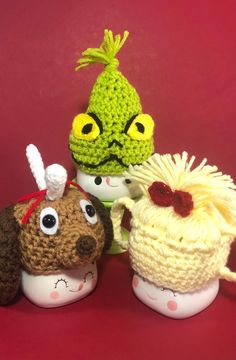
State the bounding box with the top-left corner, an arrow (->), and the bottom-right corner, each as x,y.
22,262 -> 97,308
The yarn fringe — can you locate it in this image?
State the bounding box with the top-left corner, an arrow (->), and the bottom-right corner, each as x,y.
127,152 -> 236,237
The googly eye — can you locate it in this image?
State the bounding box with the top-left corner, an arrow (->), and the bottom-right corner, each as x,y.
80,199 -> 98,225
40,207 -> 59,235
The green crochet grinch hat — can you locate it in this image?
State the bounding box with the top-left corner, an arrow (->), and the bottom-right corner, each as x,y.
69,29 -> 155,175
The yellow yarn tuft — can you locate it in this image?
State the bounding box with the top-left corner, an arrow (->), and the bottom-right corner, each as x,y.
111,152 -> 236,292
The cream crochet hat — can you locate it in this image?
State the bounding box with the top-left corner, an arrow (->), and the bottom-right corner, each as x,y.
111,152 -> 236,293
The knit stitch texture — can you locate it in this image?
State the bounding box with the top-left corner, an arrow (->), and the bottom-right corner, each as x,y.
15,188 -> 112,274
0,205 -> 21,305
111,152 -> 236,293
0,188 -> 113,305
69,30 -> 155,175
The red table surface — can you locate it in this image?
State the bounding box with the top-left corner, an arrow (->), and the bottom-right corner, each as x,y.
0,0 -> 235,359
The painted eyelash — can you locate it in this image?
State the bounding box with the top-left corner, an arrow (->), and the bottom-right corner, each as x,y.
54,278 -> 69,288
83,271 -> 94,283
160,287 -> 177,297
135,272 -> 146,282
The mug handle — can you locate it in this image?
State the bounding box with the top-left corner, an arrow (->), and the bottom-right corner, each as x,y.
111,197 -> 135,250
219,266 -> 236,282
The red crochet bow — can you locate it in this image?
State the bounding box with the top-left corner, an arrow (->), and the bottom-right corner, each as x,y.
148,181 -> 193,217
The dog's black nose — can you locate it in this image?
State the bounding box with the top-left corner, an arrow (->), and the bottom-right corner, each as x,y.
76,236 -> 96,256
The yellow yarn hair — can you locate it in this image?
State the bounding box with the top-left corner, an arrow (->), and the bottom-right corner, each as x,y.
111,152 -> 236,292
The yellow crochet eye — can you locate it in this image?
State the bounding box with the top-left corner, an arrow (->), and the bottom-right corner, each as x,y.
125,114 -> 154,140
72,113 -> 103,141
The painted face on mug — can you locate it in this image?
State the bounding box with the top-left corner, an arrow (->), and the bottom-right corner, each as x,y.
132,274 -> 219,319
77,169 -> 141,201
21,263 -> 97,308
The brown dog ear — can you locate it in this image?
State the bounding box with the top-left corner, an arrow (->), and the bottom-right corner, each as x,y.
0,205 -> 21,305
89,195 -> 113,252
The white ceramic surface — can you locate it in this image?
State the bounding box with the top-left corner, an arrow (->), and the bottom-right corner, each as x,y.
132,273 -> 219,319
76,169 -> 141,201
22,263 -> 97,308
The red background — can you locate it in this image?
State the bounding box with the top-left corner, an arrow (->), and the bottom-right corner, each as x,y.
0,0 -> 235,359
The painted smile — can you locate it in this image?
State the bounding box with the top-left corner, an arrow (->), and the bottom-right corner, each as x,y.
69,282 -> 84,292
146,292 -> 157,301
105,177 -> 119,188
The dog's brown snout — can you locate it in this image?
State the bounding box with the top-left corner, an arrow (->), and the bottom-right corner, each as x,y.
76,236 -> 96,256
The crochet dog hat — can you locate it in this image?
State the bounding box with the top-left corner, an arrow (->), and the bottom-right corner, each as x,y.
0,145 -> 113,305
111,152 -> 236,293
69,29 -> 155,176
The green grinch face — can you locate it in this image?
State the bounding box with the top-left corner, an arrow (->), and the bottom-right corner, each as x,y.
69,113 -> 154,175
69,70 -> 155,175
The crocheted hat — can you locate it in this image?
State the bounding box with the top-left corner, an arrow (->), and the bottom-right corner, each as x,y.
0,145 -> 113,305
15,145 -> 112,273
69,29 -> 155,176
111,152 -> 236,293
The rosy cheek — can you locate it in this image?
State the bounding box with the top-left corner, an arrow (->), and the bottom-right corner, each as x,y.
167,300 -> 178,311
78,282 -> 84,291
50,291 -> 60,300
133,275 -> 139,288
